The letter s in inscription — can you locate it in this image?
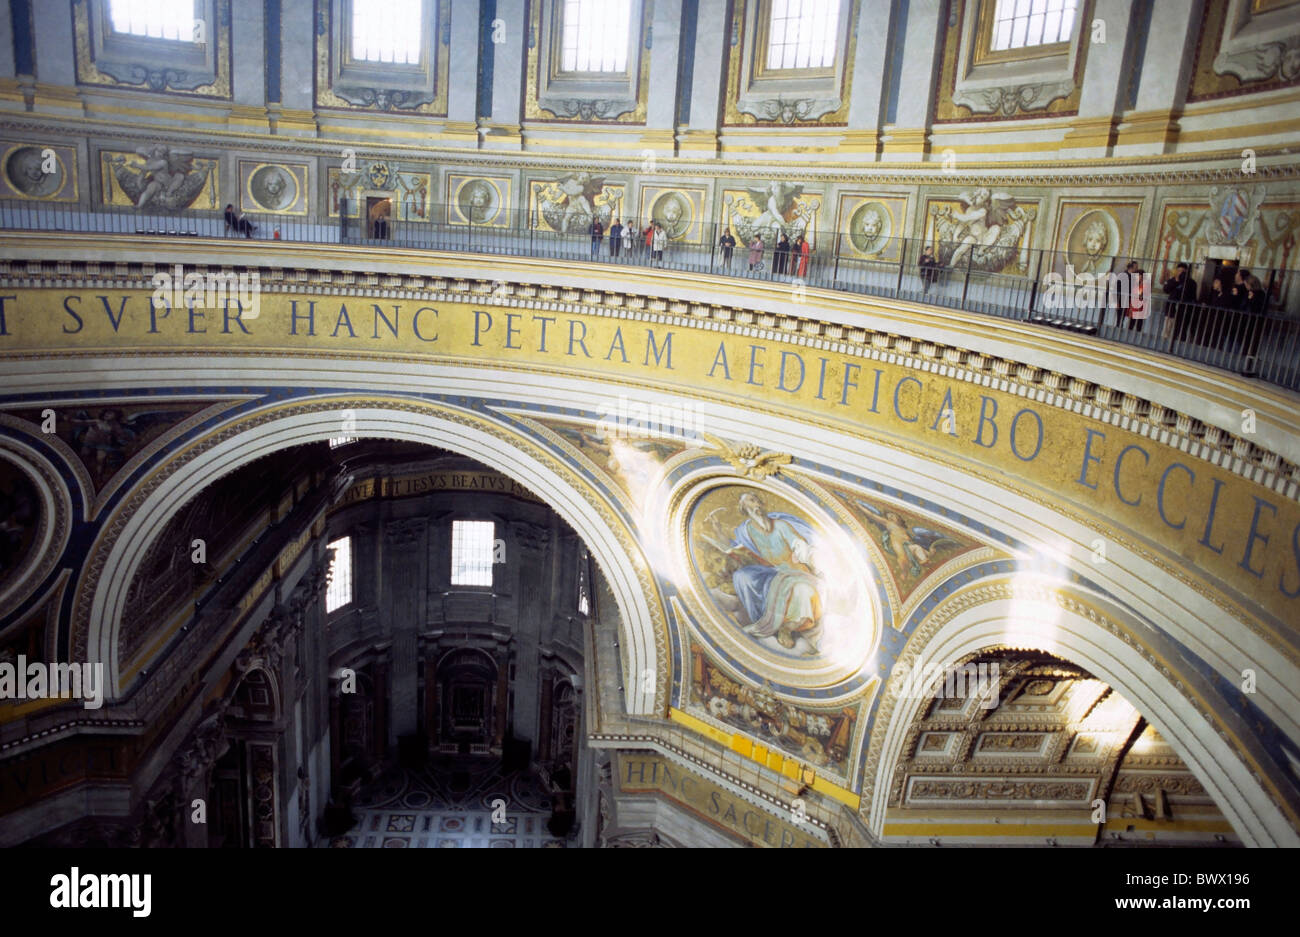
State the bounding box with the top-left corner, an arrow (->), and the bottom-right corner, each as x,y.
62,295 -> 83,334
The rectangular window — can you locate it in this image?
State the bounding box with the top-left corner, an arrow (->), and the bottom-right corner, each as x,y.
326,536 -> 353,613
108,0 -> 199,42
765,0 -> 840,71
328,436 -> 355,448
577,547 -> 591,616
560,0 -> 631,73
351,0 -> 424,65
990,0 -> 1077,51
451,520 -> 495,587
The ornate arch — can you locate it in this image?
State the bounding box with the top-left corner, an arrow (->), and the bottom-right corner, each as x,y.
73,395 -> 669,716
865,574 -> 1300,847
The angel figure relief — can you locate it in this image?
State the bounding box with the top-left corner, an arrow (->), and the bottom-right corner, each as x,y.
538,172 -> 618,235
725,182 -> 817,245
108,145 -> 215,212
931,188 -> 1033,274
855,500 -> 960,579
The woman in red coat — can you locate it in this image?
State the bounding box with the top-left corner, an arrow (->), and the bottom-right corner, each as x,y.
1127,267 -> 1149,333
796,235 -> 810,277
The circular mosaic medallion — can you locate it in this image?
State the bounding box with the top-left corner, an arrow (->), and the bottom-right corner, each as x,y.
671,478 -> 879,692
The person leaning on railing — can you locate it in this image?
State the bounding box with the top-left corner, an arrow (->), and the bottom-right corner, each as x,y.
1235,269 -> 1269,371
719,228 -> 736,266
1162,262 -> 1197,342
918,245 -> 940,295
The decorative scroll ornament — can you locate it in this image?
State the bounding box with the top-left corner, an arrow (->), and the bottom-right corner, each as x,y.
1214,35 -> 1300,84
952,80 -> 1075,116
701,434 -> 792,479
546,98 -> 637,121
738,96 -> 839,124
334,87 -> 434,111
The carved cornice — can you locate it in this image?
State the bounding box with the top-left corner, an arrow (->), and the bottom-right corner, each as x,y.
0,116 -> 1297,186
7,262 -> 1294,515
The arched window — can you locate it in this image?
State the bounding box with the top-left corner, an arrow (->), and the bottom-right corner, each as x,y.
326,536 -> 353,612
350,0 -> 425,65
989,0 -> 1078,52
560,0 -> 632,73
765,0 -> 841,71
108,0 -> 198,41
451,520 -> 495,587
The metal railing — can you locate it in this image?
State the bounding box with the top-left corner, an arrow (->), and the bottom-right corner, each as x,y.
2,199 -> 1297,392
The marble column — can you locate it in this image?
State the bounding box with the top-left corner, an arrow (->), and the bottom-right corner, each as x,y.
1116,0 -> 1203,154
1059,0 -> 1136,157
641,0 -> 683,152
373,657 -> 390,759
384,518 -> 426,742
230,0 -> 268,131
446,0 -> 480,143
275,0 -> 317,134
485,0 -> 526,148
843,0 -> 895,156
0,5 -> 15,78
680,0 -> 727,156
30,0 -> 80,115
881,0 -> 944,161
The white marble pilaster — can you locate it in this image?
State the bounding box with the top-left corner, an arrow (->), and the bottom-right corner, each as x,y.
447,0 -> 480,135
881,0 -> 943,161
486,0 -> 525,147
681,0 -> 727,156
844,0 -> 895,157
642,0 -> 683,150
1059,0 -> 1135,157
1115,0 -> 1204,155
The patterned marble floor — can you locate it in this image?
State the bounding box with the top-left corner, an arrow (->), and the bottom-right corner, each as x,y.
323,755 -> 570,848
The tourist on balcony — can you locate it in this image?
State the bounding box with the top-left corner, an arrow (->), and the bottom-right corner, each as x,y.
795,234 -> 810,278
719,228 -> 736,266
1111,260 -> 1138,327
651,223 -> 666,265
774,233 -> 791,276
1163,262 -> 1197,341
609,218 -> 623,258
589,218 -> 603,257
748,234 -> 765,272
621,219 -> 633,257
1208,276 -> 1228,309
1127,267 -> 1149,332
643,222 -> 654,259
224,203 -> 238,234
919,245 -> 940,295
